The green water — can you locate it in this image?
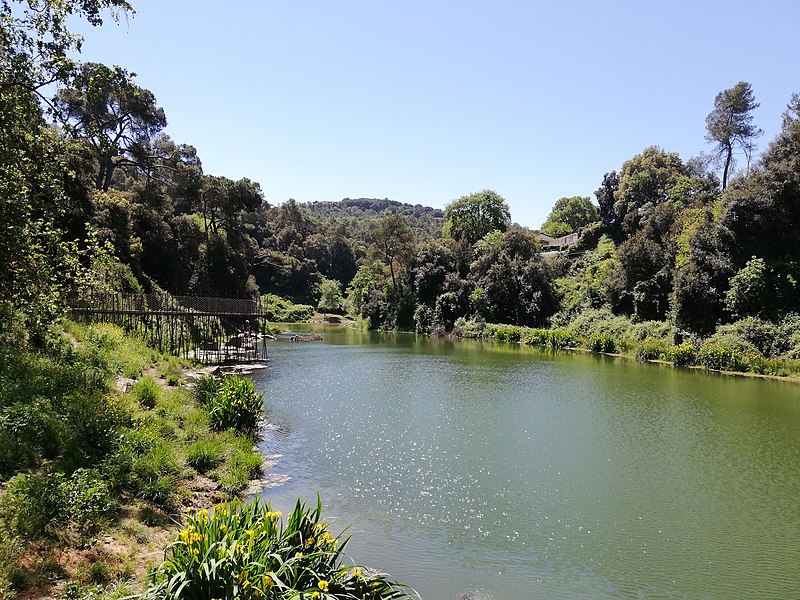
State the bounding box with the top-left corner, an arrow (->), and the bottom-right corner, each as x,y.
252,327 -> 800,599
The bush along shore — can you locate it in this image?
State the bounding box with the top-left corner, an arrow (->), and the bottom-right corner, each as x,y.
0,320 -> 411,600
449,309 -> 800,380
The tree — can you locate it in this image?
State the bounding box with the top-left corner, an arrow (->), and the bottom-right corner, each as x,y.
371,214 -> 415,290
470,230 -> 556,326
781,92 -> 800,128
1,0 -> 132,91
605,202 -> 680,320
317,277 -> 343,313
705,82 -> 763,190
595,171 -> 621,241
613,146 -> 688,236
540,196 -> 599,237
412,240 -> 458,305
55,62 -> 167,190
443,190 -> 511,246
198,175 -> 263,239
1,1 -> 132,332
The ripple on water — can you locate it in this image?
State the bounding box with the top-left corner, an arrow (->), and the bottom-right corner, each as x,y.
253,336 -> 800,600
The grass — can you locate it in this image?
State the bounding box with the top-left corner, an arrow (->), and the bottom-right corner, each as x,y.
0,320 -> 266,598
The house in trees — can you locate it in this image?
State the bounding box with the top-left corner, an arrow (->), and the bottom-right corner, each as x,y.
536,232 -> 578,252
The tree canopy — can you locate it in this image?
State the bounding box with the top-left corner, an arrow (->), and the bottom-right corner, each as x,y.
443,190 -> 511,246
705,81 -> 762,190
55,62 -> 167,191
541,196 -> 599,237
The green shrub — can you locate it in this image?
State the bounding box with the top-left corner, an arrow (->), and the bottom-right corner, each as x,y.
761,357 -> 800,377
413,304 -> 434,335
204,376 -> 264,435
1,469 -> 117,539
142,496 -> 411,600
132,377 -> 160,409
262,294 -> 315,322
521,328 -> 549,346
588,333 -> 616,353
628,320 -> 672,342
697,342 -> 749,372
1,472 -> 67,538
549,329 -> 576,349
636,338 -> 667,361
665,343 -> 697,367
64,468 -> 119,534
493,325 -> 521,343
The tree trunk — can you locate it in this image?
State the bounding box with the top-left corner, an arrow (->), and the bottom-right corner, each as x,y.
96,156 -> 115,191
722,146 -> 733,190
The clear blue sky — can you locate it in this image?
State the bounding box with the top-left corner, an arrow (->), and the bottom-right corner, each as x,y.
73,0 -> 799,229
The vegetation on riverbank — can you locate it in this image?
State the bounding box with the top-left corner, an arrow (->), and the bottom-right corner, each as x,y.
0,318 -> 264,597
142,497 -> 410,600
451,310 -> 800,379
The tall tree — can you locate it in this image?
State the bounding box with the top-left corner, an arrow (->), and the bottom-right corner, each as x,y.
540,196 -> 599,237
595,171 -> 621,241
1,0 -> 132,90
1,0 -> 132,331
371,214 -> 415,290
443,190 -> 510,246
55,62 -> 167,190
705,81 -> 763,190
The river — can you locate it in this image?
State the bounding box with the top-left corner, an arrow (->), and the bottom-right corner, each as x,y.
251,326 -> 800,600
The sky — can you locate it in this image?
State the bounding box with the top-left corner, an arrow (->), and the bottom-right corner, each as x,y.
71,0 -> 799,229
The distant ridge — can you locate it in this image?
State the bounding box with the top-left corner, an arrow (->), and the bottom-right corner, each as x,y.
299,197 -> 444,220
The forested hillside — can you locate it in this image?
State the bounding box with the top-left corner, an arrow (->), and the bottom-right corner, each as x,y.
4,0 -> 800,356
3,3 -> 800,361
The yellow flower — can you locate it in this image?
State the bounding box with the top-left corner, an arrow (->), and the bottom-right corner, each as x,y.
263,575 -> 275,588
295,552 -> 304,559
354,569 -> 362,580
219,524 -> 228,533
305,536 -> 315,547
311,593 -> 320,599
197,508 -> 209,521
317,580 -> 329,592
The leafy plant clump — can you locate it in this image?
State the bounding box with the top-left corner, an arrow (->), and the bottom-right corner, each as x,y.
636,338 -> 668,362
696,342 -> 750,372
665,343 -> 697,367
143,496 -> 413,600
588,333 -> 616,353
197,375 -> 264,435
132,376 -> 160,408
